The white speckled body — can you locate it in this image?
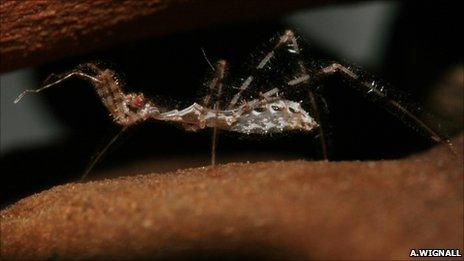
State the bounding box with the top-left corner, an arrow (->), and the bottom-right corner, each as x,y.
151,98 -> 318,134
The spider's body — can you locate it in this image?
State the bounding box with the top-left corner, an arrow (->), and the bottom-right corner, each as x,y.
119,88 -> 317,134
15,29 -> 453,174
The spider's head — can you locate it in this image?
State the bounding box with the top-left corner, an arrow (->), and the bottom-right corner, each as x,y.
125,93 -> 147,111
234,99 -> 318,134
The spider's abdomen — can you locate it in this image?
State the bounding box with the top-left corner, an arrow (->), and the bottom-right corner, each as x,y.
230,99 -> 318,134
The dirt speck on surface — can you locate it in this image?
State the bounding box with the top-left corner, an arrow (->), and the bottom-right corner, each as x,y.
1,134 -> 463,260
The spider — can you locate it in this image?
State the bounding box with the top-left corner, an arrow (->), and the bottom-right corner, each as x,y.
15,30 -> 454,178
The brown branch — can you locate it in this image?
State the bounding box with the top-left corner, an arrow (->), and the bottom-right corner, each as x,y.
0,0 -> 333,73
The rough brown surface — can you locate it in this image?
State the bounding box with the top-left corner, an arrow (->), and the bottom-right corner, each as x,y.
1,135 -> 463,260
0,0 -> 332,73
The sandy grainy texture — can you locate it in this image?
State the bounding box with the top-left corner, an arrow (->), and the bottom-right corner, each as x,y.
0,0 -> 331,73
1,135 -> 463,260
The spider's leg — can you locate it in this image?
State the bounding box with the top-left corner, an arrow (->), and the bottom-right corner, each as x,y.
14,71 -> 101,103
202,60 -> 228,166
14,65 -> 148,127
317,63 -> 455,153
202,60 -> 227,108
211,101 -> 220,166
14,65 -> 146,178
81,125 -> 129,181
307,91 -> 329,160
280,31 -> 330,160
213,61 -> 227,166
227,30 -> 297,109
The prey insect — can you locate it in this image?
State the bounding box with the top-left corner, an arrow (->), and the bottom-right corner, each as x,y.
15,30 -> 454,178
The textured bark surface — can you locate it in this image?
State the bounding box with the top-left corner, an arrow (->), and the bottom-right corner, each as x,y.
1,134 -> 462,260
0,0 -> 330,73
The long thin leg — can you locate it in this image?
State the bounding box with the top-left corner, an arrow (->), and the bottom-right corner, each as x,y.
202,60 -> 227,166
211,102 -> 220,166
14,64 -> 141,179
308,92 -> 329,160
81,125 -> 129,181
203,60 -> 227,108
278,30 -> 330,160
14,64 -> 150,127
14,71 -> 101,103
317,63 -> 456,153
228,30 -> 296,109
224,29 -> 330,158
281,36 -> 454,155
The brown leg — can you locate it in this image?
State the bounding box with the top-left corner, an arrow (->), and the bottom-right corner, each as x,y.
202,60 -> 228,166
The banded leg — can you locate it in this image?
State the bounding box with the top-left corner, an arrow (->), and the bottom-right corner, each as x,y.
13,64 -> 149,179
14,70 -> 101,104
203,60 -> 227,108
225,29 -> 330,159
278,30 -> 330,160
227,30 -> 297,109
202,60 -> 228,166
14,64 -> 148,126
315,63 -> 455,153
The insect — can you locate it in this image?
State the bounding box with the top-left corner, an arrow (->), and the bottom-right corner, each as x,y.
14,30 -> 454,177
